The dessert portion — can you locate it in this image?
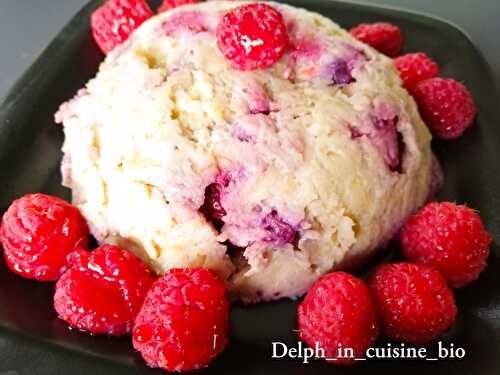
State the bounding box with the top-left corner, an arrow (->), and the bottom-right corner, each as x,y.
56,1 -> 434,303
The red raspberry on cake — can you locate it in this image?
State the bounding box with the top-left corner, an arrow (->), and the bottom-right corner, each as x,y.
133,268 -> 229,372
401,202 -> 491,288
91,0 -> 153,54
54,245 -> 156,336
158,0 -> 198,13
394,52 -> 439,90
369,262 -> 457,345
217,3 -> 289,70
297,272 -> 379,364
412,77 -> 477,139
350,22 -> 403,57
0,193 -> 89,281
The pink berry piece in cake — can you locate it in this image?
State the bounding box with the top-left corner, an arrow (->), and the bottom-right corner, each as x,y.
0,193 -> 89,281
246,87 -> 271,115
371,115 -> 403,172
217,3 -> 289,70
350,104 -> 404,172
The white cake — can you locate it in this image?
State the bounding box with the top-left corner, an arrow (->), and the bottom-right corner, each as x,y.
56,1 -> 433,303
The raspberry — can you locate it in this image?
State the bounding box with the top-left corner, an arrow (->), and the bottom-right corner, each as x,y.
54,245 -> 155,336
0,193 -> 89,281
91,0 -> 153,54
401,202 -> 491,288
297,272 -> 379,364
133,268 -> 229,371
217,3 -> 289,70
350,22 -> 403,57
158,0 -> 198,13
394,52 -> 439,90
412,78 -> 476,139
369,262 -> 457,344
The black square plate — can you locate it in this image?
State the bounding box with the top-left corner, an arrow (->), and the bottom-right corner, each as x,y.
0,1 -> 499,374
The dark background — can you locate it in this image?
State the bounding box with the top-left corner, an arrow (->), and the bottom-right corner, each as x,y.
0,0 -> 499,102
0,1 -> 499,374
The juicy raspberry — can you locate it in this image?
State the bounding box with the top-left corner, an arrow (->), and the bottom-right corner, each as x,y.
91,0 -> 153,54
350,22 -> 403,57
158,0 -> 198,13
401,202 -> 491,288
217,3 -> 289,70
369,262 -> 457,344
298,272 -> 379,364
0,193 -> 89,281
394,52 -> 439,90
133,268 -> 229,372
54,245 -> 156,336
412,78 -> 476,139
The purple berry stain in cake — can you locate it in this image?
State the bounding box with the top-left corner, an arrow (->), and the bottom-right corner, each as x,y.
326,59 -> 354,85
261,210 -> 297,246
323,44 -> 369,85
